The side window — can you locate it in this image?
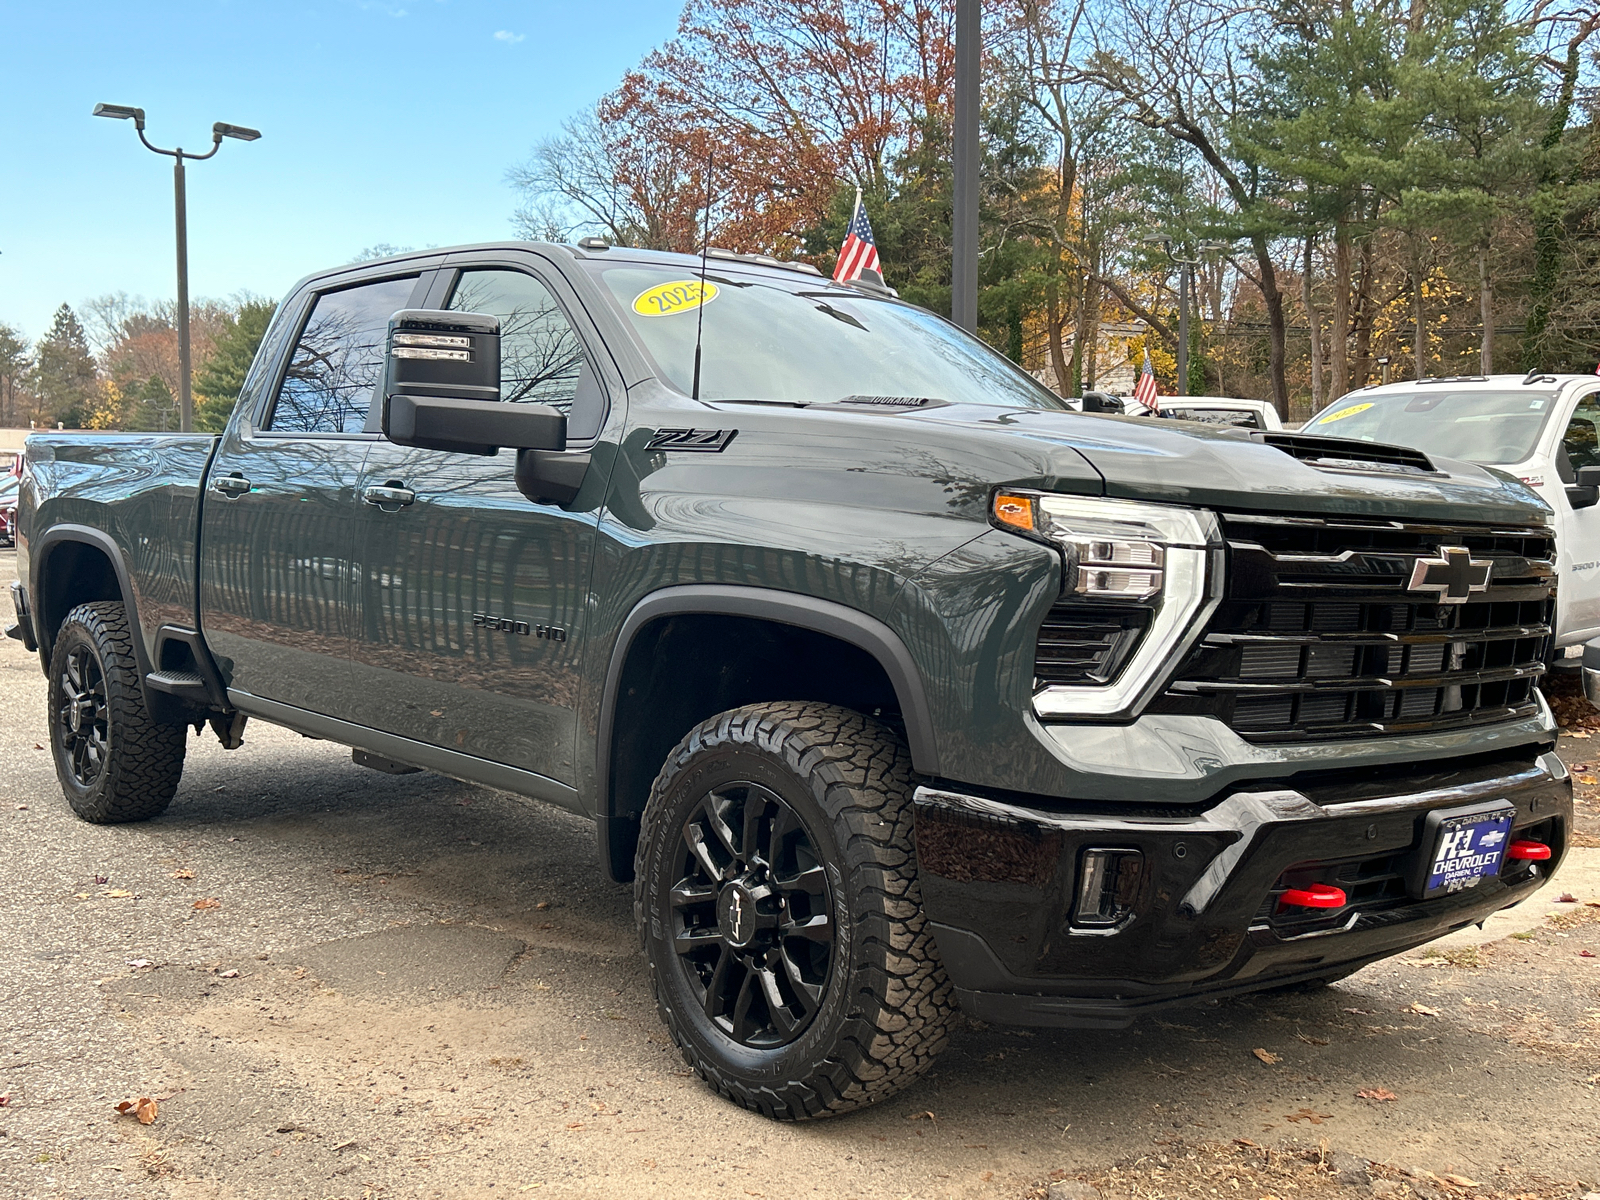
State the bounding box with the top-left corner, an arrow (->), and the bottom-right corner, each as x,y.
1561,393 -> 1600,478
447,270 -> 593,426
267,275 -> 419,434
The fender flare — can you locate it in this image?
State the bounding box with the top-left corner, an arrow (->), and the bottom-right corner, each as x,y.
594,584 -> 941,879
30,523 -> 156,683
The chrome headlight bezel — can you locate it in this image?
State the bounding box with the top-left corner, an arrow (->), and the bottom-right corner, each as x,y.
993,490 -> 1224,719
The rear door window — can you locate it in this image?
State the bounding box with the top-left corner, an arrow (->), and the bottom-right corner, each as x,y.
266,275 -> 420,434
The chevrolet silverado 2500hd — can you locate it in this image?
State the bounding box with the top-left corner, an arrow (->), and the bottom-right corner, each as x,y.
7,242 -> 1572,1119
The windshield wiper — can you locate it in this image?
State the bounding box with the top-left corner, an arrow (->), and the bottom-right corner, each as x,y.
813,301 -> 869,331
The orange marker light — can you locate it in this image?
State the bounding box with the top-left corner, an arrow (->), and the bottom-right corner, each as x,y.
993,493 -> 1035,532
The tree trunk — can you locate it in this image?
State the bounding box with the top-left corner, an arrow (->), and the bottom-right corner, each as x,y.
1084,274 -> 1102,388
1302,238 -> 1324,412
1046,278 -> 1069,396
1330,222 -> 1351,397
1352,234 -> 1374,388
1412,239 -> 1427,379
1479,242 -> 1493,373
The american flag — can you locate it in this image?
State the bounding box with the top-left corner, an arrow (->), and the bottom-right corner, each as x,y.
1133,347 -> 1160,413
833,188 -> 880,282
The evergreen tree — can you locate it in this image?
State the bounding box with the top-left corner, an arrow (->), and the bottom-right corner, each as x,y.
126,375 -> 178,432
0,322 -> 32,427
31,304 -> 98,427
193,298 -> 276,432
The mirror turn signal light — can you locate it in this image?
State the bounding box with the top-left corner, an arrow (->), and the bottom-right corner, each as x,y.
1506,840 -> 1551,861
1280,883 -> 1347,909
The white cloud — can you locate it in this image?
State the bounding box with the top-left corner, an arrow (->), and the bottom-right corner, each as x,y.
493,30 -> 524,43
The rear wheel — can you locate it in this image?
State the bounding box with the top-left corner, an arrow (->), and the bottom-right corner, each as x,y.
634,701 -> 953,1119
48,602 -> 186,824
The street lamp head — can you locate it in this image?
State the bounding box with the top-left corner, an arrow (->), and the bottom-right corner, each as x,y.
213,122 -> 261,142
1199,240 -> 1228,253
93,103 -> 145,130
1141,233 -> 1171,245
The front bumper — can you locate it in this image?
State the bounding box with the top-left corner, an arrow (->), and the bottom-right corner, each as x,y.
915,749 -> 1572,1027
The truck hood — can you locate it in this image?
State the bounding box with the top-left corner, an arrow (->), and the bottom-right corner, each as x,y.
911,404 -> 1551,526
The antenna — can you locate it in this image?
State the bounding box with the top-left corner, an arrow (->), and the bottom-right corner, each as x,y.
691,150 -> 715,401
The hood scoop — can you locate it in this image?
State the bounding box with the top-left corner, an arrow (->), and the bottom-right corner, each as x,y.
1251,431 -> 1438,477
823,394 -> 949,411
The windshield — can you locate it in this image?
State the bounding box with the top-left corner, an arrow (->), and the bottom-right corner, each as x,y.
1305,389 -> 1556,465
588,263 -> 1068,410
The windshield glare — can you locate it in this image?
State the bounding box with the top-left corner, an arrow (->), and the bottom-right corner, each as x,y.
590,263 -> 1068,411
1306,390 -> 1555,465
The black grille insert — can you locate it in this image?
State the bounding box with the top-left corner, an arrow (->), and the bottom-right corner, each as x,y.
1034,603 -> 1152,686
1154,513 -> 1555,741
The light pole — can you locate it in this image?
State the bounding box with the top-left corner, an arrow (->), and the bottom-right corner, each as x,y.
1144,236 -> 1225,397
93,104 -> 260,433
951,0 -> 980,333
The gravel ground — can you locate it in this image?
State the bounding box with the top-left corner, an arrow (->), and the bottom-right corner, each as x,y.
2,546 -> 1598,1200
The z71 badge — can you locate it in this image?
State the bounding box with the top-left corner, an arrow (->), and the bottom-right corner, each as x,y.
472,613 -> 568,642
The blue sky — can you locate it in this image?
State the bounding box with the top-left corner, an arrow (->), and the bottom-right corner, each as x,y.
0,0 -> 683,342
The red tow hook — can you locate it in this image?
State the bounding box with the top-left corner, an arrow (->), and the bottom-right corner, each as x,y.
1280,883 -> 1347,909
1506,840 -> 1552,861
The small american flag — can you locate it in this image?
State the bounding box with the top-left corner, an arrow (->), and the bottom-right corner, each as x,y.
833,188 -> 880,282
1133,347 -> 1160,413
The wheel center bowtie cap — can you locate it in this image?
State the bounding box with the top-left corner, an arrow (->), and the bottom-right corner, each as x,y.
717,881 -> 759,948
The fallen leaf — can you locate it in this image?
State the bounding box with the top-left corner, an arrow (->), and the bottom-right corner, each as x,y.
116,1097 -> 158,1124
1356,1088 -> 1398,1102
909,1110 -> 938,1125
171,869 -> 194,880
1406,1002 -> 1441,1017
0,1092 -> 9,1107
218,969 -> 239,979
14,804 -> 26,811
1570,730 -> 1592,738
1295,1033 -> 1330,1046
1284,1108 -> 1332,1124
1441,1175 -> 1480,1188
126,959 -> 152,970
1580,950 -> 1597,958
1252,1048 -> 1282,1065
94,874 -> 108,885
102,889 -> 134,899
32,742 -> 43,750
192,898 -> 221,910
1557,893 -> 1579,903
1233,1138 -> 1261,1148
73,893 -> 90,900
1577,775 -> 1598,785
536,901 -> 550,910
565,1122 -> 585,1130
1342,1007 -> 1373,1015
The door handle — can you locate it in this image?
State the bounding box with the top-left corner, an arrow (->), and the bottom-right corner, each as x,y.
212,474 -> 251,497
362,483 -> 416,509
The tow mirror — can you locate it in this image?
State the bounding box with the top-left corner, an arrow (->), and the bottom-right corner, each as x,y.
1567,464 -> 1600,511
380,309 -> 567,457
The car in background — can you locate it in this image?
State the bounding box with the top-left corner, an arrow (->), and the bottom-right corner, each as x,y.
0,473 -> 17,548
1075,392 -> 1284,430
1304,374 -> 1592,657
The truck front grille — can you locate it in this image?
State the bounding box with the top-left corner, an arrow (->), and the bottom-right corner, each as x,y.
1155,513 -> 1555,742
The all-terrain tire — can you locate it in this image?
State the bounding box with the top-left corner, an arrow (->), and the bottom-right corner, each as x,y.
634,701 -> 954,1119
48,601 -> 186,824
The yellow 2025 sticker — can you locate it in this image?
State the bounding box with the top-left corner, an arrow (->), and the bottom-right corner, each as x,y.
633,279 -> 720,317
1317,401 -> 1373,425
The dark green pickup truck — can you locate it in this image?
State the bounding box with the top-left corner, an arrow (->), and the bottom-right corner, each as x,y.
7,242 -> 1573,1118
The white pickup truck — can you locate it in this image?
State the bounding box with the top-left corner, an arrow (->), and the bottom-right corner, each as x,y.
1305,373 -> 1598,659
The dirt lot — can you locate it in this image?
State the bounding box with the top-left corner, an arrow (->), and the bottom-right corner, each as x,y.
2,547 -> 1598,1200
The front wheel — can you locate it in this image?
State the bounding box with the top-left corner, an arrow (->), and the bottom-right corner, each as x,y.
634,701 -> 953,1119
48,602 -> 186,823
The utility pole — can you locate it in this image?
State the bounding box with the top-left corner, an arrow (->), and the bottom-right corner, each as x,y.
1145,235 -> 1226,397
952,0 -> 980,333
94,104 -> 260,432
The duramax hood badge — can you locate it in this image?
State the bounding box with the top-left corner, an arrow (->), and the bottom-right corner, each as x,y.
1407,546 -> 1492,604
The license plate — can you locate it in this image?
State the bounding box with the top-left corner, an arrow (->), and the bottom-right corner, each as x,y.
1416,803 -> 1515,898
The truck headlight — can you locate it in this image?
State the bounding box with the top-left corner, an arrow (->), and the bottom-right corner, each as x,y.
993,491 -> 1223,718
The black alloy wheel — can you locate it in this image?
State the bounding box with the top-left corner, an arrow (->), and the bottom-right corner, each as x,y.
57,644 -> 110,787
47,602 -> 186,824
669,781 -> 834,1049
636,701 -> 954,1119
